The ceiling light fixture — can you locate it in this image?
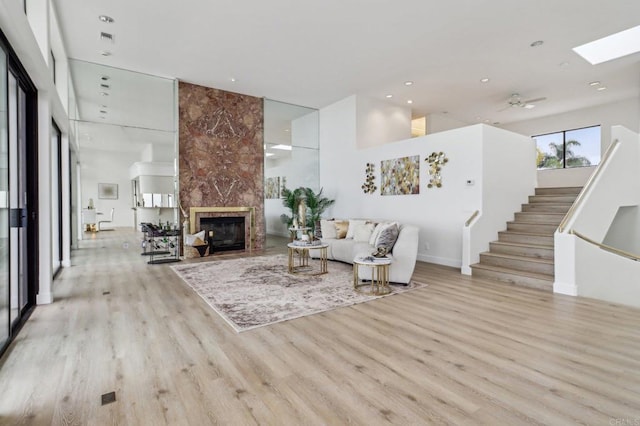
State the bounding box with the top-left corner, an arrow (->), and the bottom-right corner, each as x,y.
99,15 -> 114,23
530,40 -> 544,47
271,144 -> 292,151
100,92 -> 109,96
100,84 -> 110,89
230,78 -> 237,82
265,153 -> 275,157
589,81 -> 601,86
99,110 -> 107,114
100,32 -> 114,42
100,51 -> 112,56
101,75 -> 110,81
404,81 -> 413,86
573,25 -> 640,64
385,94 -> 393,98
407,100 -> 413,104
480,78 -> 490,83
597,86 -> 607,91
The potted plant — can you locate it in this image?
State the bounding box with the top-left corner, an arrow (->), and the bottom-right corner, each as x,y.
303,187 -> 335,238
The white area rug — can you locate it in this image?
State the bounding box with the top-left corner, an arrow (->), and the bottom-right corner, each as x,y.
171,254 -> 425,332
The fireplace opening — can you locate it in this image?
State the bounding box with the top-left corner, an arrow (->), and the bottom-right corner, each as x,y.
200,216 -> 245,253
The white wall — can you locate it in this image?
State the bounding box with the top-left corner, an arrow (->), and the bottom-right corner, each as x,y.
356,95 -> 411,148
320,95 -> 535,267
463,126 -> 536,273
426,113 -> 470,135
502,98 -> 640,188
603,206 -> 640,254
81,150 -> 140,228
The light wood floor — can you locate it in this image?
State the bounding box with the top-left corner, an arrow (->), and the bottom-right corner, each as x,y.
1,229 -> 639,425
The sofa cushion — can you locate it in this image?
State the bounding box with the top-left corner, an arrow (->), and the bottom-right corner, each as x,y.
353,222 -> 375,242
375,223 -> 399,251
369,221 -> 397,245
346,219 -> 367,239
331,238 -> 356,261
320,219 -> 337,239
334,220 -> 349,239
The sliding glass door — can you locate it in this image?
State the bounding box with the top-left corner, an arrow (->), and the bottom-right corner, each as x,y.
0,33 -> 37,355
0,45 -> 8,349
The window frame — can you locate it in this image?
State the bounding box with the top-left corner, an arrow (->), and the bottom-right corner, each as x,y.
533,124 -> 601,170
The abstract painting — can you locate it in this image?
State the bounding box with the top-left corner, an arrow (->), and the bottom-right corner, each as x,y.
265,177 -> 280,199
98,183 -> 118,199
380,155 -> 420,195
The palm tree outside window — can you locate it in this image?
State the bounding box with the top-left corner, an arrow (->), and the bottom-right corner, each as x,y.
534,125 -> 601,169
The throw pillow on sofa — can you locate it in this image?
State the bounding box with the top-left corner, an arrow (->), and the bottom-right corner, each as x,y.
353,222 -> 375,242
375,223 -> 399,251
369,221 -> 397,246
346,219 -> 367,239
320,219 -> 337,239
334,220 -> 349,239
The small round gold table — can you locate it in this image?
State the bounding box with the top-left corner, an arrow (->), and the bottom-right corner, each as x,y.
287,242 -> 329,275
353,255 -> 392,295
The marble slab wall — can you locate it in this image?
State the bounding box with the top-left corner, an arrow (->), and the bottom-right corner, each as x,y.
178,81 -> 265,250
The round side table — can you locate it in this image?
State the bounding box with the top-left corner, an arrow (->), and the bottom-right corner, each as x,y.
353,255 -> 392,295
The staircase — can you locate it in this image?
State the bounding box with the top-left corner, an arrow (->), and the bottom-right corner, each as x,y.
471,187 -> 582,291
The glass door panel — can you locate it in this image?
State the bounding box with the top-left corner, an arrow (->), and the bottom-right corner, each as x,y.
0,49 -> 8,347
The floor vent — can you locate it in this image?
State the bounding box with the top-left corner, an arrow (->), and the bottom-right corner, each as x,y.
101,391 -> 116,406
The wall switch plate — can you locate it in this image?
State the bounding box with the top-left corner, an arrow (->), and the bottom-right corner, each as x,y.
466,179 -> 475,186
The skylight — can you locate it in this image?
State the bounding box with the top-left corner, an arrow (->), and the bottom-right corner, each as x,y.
573,25 -> 640,65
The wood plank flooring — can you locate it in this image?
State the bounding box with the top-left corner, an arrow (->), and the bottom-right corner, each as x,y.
0,228 -> 639,425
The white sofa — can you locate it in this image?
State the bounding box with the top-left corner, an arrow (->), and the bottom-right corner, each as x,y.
310,221 -> 419,284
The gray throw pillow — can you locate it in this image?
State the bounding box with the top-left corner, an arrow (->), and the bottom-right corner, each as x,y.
375,223 -> 399,251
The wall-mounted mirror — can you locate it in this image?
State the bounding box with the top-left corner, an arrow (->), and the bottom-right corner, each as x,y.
263,99 -> 319,236
68,60 -> 178,235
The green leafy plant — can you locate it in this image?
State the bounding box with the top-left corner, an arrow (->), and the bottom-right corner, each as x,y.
279,187 -> 335,236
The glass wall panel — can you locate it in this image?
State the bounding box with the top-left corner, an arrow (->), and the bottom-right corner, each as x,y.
0,48 -> 8,347
263,99 -> 319,236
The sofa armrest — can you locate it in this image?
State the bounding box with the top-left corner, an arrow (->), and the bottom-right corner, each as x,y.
389,224 -> 419,283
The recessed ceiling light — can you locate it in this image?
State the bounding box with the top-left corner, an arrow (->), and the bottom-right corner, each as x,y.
407,100 -> 413,104
283,129 -> 290,132
524,104 -> 536,109
404,81 -> 413,86
230,78 -> 237,82
100,32 -> 114,42
493,122 -> 501,125
597,86 -> 607,91
573,24 -> 640,64
100,51 -> 112,56
265,153 -> 275,157
100,92 -> 109,96
530,40 -> 544,47
385,94 -> 393,98
100,84 -> 110,89
99,110 -> 107,114
589,81 -> 601,86
101,75 -> 110,81
272,144 -> 292,151
99,15 -> 114,23
484,119 -> 490,123
480,78 -> 490,83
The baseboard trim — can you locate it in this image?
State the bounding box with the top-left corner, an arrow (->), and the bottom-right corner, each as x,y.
417,253 -> 461,268
553,281 -> 578,296
36,292 -> 53,305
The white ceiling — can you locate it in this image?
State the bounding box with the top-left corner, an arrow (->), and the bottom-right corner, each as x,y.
54,0 -> 640,127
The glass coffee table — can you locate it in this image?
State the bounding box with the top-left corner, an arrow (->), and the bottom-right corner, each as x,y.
287,242 -> 329,275
353,255 -> 392,295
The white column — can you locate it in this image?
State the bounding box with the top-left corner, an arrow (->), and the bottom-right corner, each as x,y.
36,94 -> 52,305
61,132 -> 71,267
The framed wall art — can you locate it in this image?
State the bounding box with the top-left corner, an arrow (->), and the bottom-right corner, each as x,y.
98,183 -> 118,199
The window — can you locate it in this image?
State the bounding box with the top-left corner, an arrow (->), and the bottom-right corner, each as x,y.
534,125 -> 601,169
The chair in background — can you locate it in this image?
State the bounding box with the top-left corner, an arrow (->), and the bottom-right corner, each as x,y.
98,208 -> 115,231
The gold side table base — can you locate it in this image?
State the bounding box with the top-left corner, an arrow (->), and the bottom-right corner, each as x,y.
353,261 -> 391,296
287,244 -> 328,275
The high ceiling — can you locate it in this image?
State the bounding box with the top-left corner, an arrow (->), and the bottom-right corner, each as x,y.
54,0 -> 640,127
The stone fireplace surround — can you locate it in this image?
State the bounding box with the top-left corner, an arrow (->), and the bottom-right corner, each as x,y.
185,207 -> 255,258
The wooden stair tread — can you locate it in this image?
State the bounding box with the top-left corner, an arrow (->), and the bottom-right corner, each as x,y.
480,251 -> 554,265
471,263 -> 554,280
490,241 -> 553,250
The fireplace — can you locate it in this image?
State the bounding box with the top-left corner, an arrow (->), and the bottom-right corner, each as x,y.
187,207 -> 255,258
200,216 -> 245,252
